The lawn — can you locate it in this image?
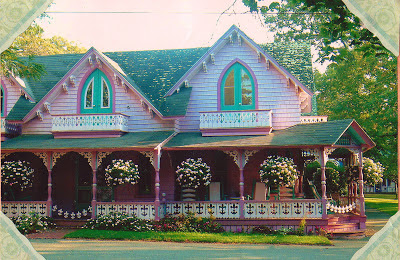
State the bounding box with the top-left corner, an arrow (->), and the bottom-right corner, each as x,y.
64,230 -> 332,245
365,193 -> 398,216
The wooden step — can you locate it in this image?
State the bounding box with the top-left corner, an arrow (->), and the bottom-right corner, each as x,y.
54,219 -> 87,228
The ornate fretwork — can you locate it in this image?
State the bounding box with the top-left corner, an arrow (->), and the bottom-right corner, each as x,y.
244,150 -> 258,166
52,152 -> 66,166
78,152 -> 93,168
97,152 -> 111,168
324,148 -> 337,163
140,151 -> 154,167
347,148 -> 360,165
1,153 -> 10,160
34,152 -> 49,169
301,149 -> 320,162
223,150 -> 239,167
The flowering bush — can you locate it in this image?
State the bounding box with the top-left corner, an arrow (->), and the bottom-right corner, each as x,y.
363,157 -> 384,186
1,161 -> 34,191
259,156 -> 298,187
105,159 -> 140,186
153,213 -> 224,233
176,158 -> 211,188
11,212 -> 56,235
83,212 -> 153,231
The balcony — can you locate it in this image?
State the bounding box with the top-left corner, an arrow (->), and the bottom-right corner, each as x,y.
52,114 -> 129,138
1,118 -> 21,140
199,110 -> 272,136
300,116 -> 328,124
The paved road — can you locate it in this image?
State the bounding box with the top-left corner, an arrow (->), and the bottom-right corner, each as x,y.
29,206 -> 391,260
31,239 -> 368,260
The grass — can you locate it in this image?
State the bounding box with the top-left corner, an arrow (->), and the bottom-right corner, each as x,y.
365,193 -> 398,216
64,230 -> 331,245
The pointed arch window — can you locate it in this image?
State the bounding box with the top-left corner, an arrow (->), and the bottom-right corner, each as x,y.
81,69 -> 113,114
221,62 -> 255,110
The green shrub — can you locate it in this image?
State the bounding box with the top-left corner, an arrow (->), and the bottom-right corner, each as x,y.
252,225 -> 274,234
153,213 -> 225,233
11,212 -> 55,235
83,212 -> 153,231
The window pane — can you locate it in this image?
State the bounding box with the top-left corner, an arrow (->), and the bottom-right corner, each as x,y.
85,82 -> 93,108
224,70 -> 235,106
241,69 -> 252,105
102,79 -> 110,108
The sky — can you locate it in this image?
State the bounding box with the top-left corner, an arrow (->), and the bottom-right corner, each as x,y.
36,0 -> 276,52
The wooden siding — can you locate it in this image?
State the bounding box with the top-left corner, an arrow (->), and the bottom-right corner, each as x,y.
2,78 -> 23,117
22,63 -> 174,134
177,41 -> 302,131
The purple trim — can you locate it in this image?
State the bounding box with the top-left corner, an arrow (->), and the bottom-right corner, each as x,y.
77,66 -> 116,114
52,131 -> 123,139
1,78 -> 7,116
217,58 -> 259,111
201,127 -> 272,137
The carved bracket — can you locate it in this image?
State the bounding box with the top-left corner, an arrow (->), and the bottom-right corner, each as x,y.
223,150 -> 239,167
244,150 -> 258,166
140,151 -> 154,167
78,152 -> 93,168
52,152 -> 66,166
97,152 -> 111,168
34,152 -> 49,169
1,152 -> 10,160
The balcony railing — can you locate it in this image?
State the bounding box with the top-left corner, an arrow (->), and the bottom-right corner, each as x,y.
2,201 -> 49,218
199,110 -> 272,135
52,114 -> 129,133
300,116 -> 328,124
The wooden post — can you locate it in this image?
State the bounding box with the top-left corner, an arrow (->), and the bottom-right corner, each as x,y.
320,148 -> 327,219
358,149 -> 365,217
47,152 -> 53,217
154,148 -> 161,221
91,152 -> 97,219
238,150 -> 245,219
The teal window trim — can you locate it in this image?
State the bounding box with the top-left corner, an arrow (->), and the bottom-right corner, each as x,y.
220,62 -> 255,111
81,69 -> 113,114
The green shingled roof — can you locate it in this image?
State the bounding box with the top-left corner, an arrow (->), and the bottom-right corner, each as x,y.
1,131 -> 174,150
164,119 -> 360,149
9,42 -> 314,120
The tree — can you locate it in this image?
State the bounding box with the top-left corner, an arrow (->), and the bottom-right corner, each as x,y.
1,24 -> 86,79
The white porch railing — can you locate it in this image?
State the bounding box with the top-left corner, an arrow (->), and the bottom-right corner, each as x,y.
300,116 -> 328,124
52,114 -> 129,132
244,200 -> 322,219
1,201 -> 48,217
199,110 -> 272,129
162,201 -> 241,219
96,202 -> 155,220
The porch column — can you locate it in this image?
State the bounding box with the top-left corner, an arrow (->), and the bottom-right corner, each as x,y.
358,149 -> 365,217
319,148 -> 328,219
238,151 -> 245,219
47,152 -> 53,217
91,152 -> 97,219
154,148 -> 161,221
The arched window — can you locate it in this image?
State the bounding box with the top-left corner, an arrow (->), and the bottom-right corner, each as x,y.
221,62 -> 255,110
81,69 -> 112,114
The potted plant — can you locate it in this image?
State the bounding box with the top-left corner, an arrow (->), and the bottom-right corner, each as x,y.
105,159 -> 140,186
176,158 -> 211,201
259,156 -> 298,200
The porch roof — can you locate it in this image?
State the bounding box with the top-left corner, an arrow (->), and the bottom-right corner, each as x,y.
164,119 -> 375,150
1,131 -> 174,151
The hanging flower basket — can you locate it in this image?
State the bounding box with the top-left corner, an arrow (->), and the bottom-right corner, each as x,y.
105,159 -> 140,186
1,161 -> 34,191
259,156 -> 298,188
176,158 -> 211,188
363,157 -> 384,186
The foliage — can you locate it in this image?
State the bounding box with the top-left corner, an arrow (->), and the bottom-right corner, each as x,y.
1,161 -> 34,191
362,157 -> 384,186
105,159 -> 140,186
153,213 -> 224,233
303,160 -> 320,198
11,212 -> 55,235
252,225 -> 304,236
176,158 -> 211,188
65,230 -> 332,245
259,156 -> 298,187
83,212 -> 153,231
315,50 -> 397,183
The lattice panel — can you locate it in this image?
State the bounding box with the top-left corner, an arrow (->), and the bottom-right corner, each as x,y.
243,201 -> 322,219
163,202 -> 240,219
96,203 -> 155,220
2,202 -> 48,217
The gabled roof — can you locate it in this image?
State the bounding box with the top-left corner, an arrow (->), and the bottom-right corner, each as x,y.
7,26 -> 315,120
164,119 -> 375,151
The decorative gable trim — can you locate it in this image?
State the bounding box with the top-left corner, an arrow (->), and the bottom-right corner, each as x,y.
333,120 -> 375,150
22,48 -> 164,123
164,25 -> 313,97
3,76 -> 35,102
